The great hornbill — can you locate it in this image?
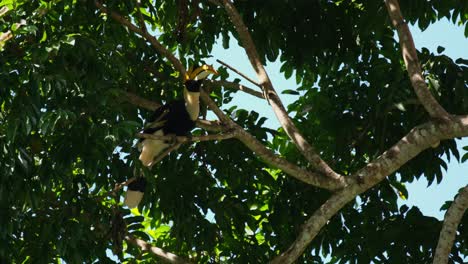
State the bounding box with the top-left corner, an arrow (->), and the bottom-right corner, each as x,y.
124,64 -> 218,208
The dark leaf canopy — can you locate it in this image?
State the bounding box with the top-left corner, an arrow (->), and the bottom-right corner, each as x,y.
0,0 -> 466,263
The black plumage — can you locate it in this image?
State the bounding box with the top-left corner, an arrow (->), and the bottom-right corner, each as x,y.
143,100 -> 196,137
124,65 -> 217,208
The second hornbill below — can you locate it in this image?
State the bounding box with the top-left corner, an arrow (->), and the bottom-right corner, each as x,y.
124,64 -> 218,208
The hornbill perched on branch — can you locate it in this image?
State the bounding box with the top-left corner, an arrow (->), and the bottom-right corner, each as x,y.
124,64 -> 218,208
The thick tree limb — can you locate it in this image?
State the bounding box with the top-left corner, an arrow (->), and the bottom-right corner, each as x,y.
271,115 -> 468,263
219,0 -> 341,181
200,90 -> 347,190
433,185 -> 468,264
384,0 -> 450,119
125,234 -> 192,264
95,1 -> 186,79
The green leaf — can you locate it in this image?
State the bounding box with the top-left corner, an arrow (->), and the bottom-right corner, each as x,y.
281,89 -> 300,95
461,152 -> 468,163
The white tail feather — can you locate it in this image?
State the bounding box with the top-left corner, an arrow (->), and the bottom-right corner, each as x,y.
124,190 -> 144,208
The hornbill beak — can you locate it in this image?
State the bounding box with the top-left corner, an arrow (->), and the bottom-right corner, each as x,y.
185,64 -> 219,81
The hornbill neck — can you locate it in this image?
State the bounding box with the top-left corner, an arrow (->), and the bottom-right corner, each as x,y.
184,87 -> 200,121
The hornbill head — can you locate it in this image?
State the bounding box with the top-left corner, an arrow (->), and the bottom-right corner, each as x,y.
184,64 -> 218,92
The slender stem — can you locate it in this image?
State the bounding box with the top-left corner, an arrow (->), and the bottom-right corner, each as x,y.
384,0 -> 450,119
205,79 -> 264,99
152,143 -> 183,165
216,59 -> 261,87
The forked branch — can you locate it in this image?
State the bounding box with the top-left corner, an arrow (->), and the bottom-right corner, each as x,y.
219,0 -> 341,181
271,115 -> 468,263
200,90 -> 346,190
384,0 -> 450,119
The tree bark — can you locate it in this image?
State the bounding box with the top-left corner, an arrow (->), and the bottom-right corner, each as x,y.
433,185 -> 468,264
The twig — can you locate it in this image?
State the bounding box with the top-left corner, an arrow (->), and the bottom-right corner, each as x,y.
216,59 -> 261,88
94,176 -> 137,202
219,0 -> 341,181
95,1 -> 186,79
205,79 -> 264,99
152,142 -> 183,165
433,185 -> 468,264
384,0 -> 450,119
113,177 -> 137,194
125,234 -> 193,264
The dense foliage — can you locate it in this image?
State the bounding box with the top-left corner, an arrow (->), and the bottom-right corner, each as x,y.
0,0 -> 467,263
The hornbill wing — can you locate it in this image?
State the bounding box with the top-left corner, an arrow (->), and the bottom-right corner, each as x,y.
138,103 -> 172,167
146,104 -> 171,128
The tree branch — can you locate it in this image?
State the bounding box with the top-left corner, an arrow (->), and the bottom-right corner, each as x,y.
195,119 -> 225,132
95,1 -> 186,79
200,89 -> 233,125
384,0 -> 450,119
271,115 -> 468,263
135,0 -> 148,34
122,91 -> 160,111
200,90 -> 346,190
136,130 -> 239,143
205,79 -> 265,99
219,0 -> 341,181
433,185 -> 468,264
216,59 -> 261,87
125,234 -> 193,264
100,0 -> 343,189
120,91 -> 225,133
152,142 -> 183,165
